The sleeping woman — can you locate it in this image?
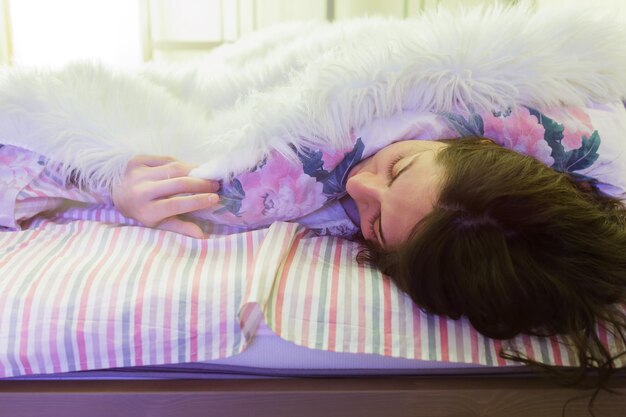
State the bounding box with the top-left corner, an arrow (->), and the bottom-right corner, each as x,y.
107,127 -> 626,411
2,5 -> 626,414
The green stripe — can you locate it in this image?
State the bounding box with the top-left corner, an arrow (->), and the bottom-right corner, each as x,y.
315,240 -> 333,349
5,222 -> 78,373
483,336 -> 493,366
369,268 -> 381,354
232,233 -> 245,350
121,228 -> 158,366
63,224 -> 112,371
427,314 -> 437,360
177,237 -> 199,362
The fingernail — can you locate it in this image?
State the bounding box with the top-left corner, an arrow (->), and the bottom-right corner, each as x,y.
209,194 -> 220,203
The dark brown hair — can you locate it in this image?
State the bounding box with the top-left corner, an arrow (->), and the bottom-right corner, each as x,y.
358,137 -> 626,416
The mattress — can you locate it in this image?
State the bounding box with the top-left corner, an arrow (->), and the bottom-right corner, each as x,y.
8,321 -> 533,380
3,205 -> 623,382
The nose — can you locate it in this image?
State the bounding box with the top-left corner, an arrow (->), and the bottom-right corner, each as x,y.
345,171 -> 385,207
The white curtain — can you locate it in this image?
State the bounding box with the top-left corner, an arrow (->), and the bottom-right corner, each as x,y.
8,0 -> 143,68
5,0 -> 621,67
146,0 -> 514,62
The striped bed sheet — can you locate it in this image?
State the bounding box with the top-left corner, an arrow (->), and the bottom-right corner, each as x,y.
1,204 -> 625,379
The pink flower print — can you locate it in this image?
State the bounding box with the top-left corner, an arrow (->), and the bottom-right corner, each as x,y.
321,147 -> 350,172
482,111 -> 507,142
319,128 -> 359,171
239,152 -> 326,227
482,107 -> 553,166
542,106 -> 594,151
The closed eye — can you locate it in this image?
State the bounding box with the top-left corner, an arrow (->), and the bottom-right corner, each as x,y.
386,155 -> 403,186
378,152 -> 421,246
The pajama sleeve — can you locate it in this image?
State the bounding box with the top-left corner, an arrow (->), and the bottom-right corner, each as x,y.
0,145 -> 111,231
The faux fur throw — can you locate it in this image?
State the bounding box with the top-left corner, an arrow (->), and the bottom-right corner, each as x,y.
0,2 -> 625,195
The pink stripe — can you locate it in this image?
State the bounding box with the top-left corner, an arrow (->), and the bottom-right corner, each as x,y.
31,226 -> 77,372
75,226 -> 115,369
438,315 -> 449,361
549,335 -> 563,367
106,227 -> 143,368
162,239 -> 188,364
357,264 -> 367,353
327,239 -> 342,352
470,325 -> 480,363
146,234 -> 176,365
270,232 -> 303,337
0,227 -> 47,270
189,239 -> 209,362
284,233 -> 311,344
17,221 -> 87,374
242,231 -> 258,342
46,222 -> 89,373
382,277 -> 393,356
301,238 -> 324,347
599,322 -> 610,364
0,229 -> 45,376
494,339 -> 507,366
411,303 -> 422,359
246,232 -> 256,275
218,237 -> 232,357
133,229 -> 166,366
0,229 -> 22,248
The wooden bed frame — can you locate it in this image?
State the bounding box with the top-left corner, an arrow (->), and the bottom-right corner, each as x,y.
2,372 -> 626,417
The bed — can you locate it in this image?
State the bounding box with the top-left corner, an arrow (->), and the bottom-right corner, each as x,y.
2,4 -> 626,416
1,202 -> 626,417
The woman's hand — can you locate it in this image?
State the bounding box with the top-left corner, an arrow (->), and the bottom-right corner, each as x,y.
111,155 -> 221,238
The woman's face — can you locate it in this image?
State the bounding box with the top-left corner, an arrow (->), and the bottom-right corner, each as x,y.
345,140 -> 447,248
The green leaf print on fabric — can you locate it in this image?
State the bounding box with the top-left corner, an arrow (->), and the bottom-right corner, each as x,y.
215,178 -> 245,216
296,137 -> 365,198
439,112 -> 485,137
528,108 -> 601,173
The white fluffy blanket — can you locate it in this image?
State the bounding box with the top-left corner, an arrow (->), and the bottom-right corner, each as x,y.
0,3 -> 625,191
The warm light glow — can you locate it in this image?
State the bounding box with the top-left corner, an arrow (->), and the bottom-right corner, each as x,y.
9,0 -> 142,67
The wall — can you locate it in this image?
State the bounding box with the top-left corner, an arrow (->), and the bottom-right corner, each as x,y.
148,0 -> 508,62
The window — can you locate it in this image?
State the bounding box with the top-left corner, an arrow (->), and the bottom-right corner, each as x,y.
9,0 -> 142,67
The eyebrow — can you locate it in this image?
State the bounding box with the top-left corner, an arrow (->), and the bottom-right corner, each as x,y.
378,154 -> 420,247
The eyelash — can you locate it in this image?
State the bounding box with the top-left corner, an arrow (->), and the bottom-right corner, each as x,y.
386,155 -> 403,186
368,155 -> 403,242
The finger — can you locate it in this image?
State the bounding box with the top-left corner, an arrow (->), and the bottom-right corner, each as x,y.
147,161 -> 200,181
153,193 -> 220,218
147,177 -> 220,200
132,155 -> 177,167
156,217 -> 206,239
